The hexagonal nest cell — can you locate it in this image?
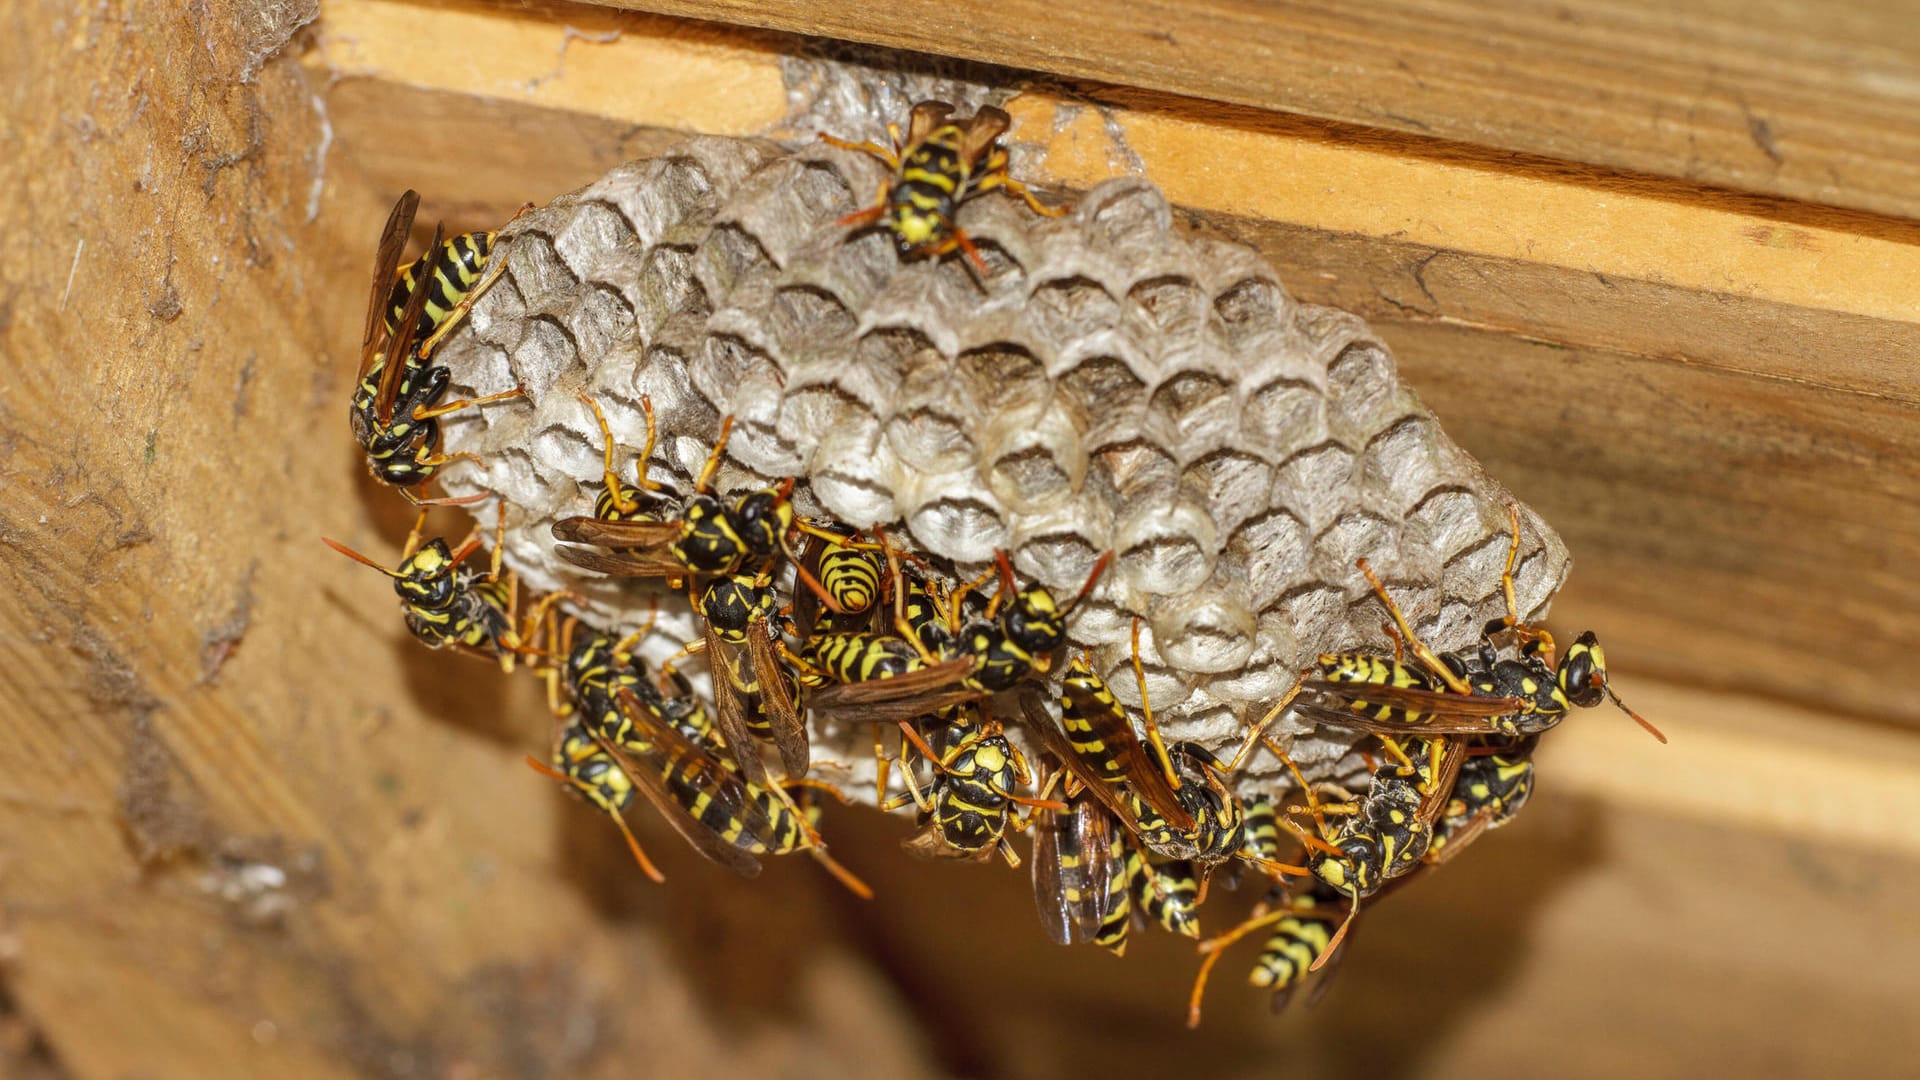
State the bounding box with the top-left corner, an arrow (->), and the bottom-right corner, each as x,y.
430,133 -> 1570,801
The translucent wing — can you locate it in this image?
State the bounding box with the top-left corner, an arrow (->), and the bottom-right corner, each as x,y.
1057,676 -> 1197,833
360,190 -> 419,376
903,100 -> 956,148
956,105 -> 1012,164
372,221 -> 443,424
746,615 -> 809,777
603,689 -> 772,878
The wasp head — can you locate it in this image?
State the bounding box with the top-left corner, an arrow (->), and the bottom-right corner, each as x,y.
395,539 -> 460,609
1558,630 -> 1609,708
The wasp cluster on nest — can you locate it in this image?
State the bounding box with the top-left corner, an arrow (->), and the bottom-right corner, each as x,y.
328,95 -> 1662,1023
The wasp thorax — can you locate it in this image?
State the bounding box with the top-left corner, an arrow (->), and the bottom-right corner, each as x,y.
1560,630 -> 1609,708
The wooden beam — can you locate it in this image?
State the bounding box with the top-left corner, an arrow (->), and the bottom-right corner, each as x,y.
311,5 -> 1920,722
588,0 -> 1920,221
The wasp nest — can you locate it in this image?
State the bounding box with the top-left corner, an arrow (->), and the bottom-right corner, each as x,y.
432,134 -> 1569,793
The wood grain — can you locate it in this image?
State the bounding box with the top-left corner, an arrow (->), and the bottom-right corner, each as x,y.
589,0 -> 1920,221
0,2 -> 930,1076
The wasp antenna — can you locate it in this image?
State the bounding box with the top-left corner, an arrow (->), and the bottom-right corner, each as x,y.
993,548 -> 1018,597
1607,686 -> 1668,744
1068,551 -> 1114,611
448,533 -> 485,568
322,537 -> 402,577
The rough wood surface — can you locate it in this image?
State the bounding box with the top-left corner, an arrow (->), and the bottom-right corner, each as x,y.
588,0 -> 1920,221
0,3 -> 930,1076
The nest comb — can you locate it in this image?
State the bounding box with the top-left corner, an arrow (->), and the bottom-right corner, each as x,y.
430,134 -> 1570,794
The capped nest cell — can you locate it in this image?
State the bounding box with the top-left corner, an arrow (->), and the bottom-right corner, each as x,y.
429,132 -> 1570,798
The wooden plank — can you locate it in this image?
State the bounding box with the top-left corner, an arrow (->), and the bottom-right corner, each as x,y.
590,0 -> 1920,221
317,0 -> 1920,396
308,16 -> 1920,722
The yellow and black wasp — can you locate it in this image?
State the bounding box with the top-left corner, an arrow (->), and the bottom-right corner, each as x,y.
802,548 -> 1113,725
350,191 -> 525,499
1186,876 -> 1349,1026
1284,506 -> 1666,746
323,506 -> 546,673
1027,758 -> 1200,956
1425,737 -> 1538,864
788,523 -> 886,641
549,395 -> 845,607
820,100 -> 1066,273
1020,619 -> 1293,876
582,685 -> 872,898
683,567 -> 810,785
885,705 -> 1063,866
524,718 -> 667,884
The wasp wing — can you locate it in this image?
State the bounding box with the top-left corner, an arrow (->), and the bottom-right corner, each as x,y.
1019,692 -> 1196,840
1030,773 -> 1117,947
603,689 -> 771,878
957,105 -> 1012,164
804,656 -> 979,715
372,221 -> 443,424
1058,675 -> 1197,833
1290,679 -> 1530,736
746,615 -> 809,778
903,100 -> 956,148
360,190 -> 419,377
704,627 -> 774,789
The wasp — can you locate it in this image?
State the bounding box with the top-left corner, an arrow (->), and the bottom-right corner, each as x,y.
524,719 -> 668,884
1425,738 -> 1538,864
1186,877 -> 1349,1026
1285,506 -> 1666,745
581,686 -> 872,897
885,706 -> 1063,866
1021,620 -> 1283,872
323,506 -> 546,673
789,523 -> 887,641
550,396 -> 844,608
1131,851 -> 1202,940
685,567 -> 810,785
820,101 -> 1066,273
385,226 -> 495,342
351,191 -> 525,499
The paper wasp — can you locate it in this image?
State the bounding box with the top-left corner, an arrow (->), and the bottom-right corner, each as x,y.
323,505 -> 544,673
1020,620 -> 1290,875
351,191 -> 524,499
1186,877 -> 1349,1026
526,719 -> 667,884
819,101 -> 1066,273
1285,506 -> 1665,745
885,706 -> 1063,866
550,395 -> 845,605
685,568 -> 810,785
1426,738 -> 1538,864
579,685 -> 871,898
